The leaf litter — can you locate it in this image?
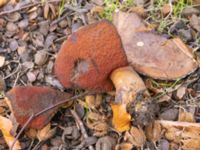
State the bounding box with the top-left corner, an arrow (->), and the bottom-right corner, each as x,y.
0,0 -> 200,150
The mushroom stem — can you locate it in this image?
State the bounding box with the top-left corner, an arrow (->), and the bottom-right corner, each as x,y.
110,66 -> 148,132
110,66 -> 147,104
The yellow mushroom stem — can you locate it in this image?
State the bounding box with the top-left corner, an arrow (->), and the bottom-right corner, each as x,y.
110,66 -> 147,132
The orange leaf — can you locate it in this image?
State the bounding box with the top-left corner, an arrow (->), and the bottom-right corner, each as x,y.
0,116 -> 21,150
111,104 -> 131,132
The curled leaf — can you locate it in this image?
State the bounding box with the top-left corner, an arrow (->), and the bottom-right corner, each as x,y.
0,116 -> 21,150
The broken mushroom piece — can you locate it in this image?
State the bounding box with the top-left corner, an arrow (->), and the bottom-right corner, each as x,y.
113,11 -> 198,80
54,20 -> 128,91
110,66 -> 157,132
6,86 -> 72,129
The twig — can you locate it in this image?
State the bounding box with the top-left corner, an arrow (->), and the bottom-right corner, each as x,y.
0,0 -> 61,16
10,113 -> 34,150
3,63 -> 21,80
70,110 -> 95,150
10,91 -> 92,150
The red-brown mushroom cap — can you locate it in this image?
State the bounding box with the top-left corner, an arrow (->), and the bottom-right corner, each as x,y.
113,11 -> 198,80
6,86 -> 71,129
54,20 -> 128,91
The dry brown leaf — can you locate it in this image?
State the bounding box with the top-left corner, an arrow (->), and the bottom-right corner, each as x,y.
37,123 -> 56,141
125,126 -> 146,147
193,0 -> 200,4
0,116 -> 21,150
156,120 -> 200,149
164,127 -> 182,142
87,111 -> 106,123
86,111 -> 108,136
43,2 -> 49,19
176,86 -> 187,100
129,6 -> 145,16
90,122 -> 108,137
26,128 -> 37,139
113,11 -> 197,80
181,137 -> 200,150
49,4 -> 56,18
0,107 -> 6,115
178,109 -> 195,122
0,0 -> 9,7
111,104 -> 131,132
115,143 -> 133,150
85,94 -> 102,109
162,4 -> 171,16
91,6 -> 104,15
145,121 -> 161,142
0,55 -> 5,68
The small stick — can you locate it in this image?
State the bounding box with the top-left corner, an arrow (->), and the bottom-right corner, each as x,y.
10,113 -> 34,150
70,110 -> 95,150
10,91 -> 92,150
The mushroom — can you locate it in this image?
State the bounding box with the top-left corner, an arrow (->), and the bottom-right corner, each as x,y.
113,11 -> 198,80
54,14 -> 198,132
54,20 -> 128,91
6,86 -> 72,129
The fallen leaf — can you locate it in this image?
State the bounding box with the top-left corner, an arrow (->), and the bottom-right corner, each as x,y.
193,0 -> 200,4
43,2 -> 49,19
156,120 -> 200,149
145,121 -> 161,142
176,86 -> 187,100
113,11 -> 197,80
96,136 -> 116,150
86,111 -> 108,136
0,0 -> 9,7
26,128 -> 37,139
91,6 -> 104,15
0,116 -> 21,150
111,104 -> 131,132
37,123 -> 56,142
189,14 -> 200,32
0,55 -> 5,68
124,126 -> 146,147
115,143 -> 133,150
129,6 -> 145,16
86,94 -> 102,109
162,4 -> 171,16
178,109 -> 195,122
6,86 -> 72,129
